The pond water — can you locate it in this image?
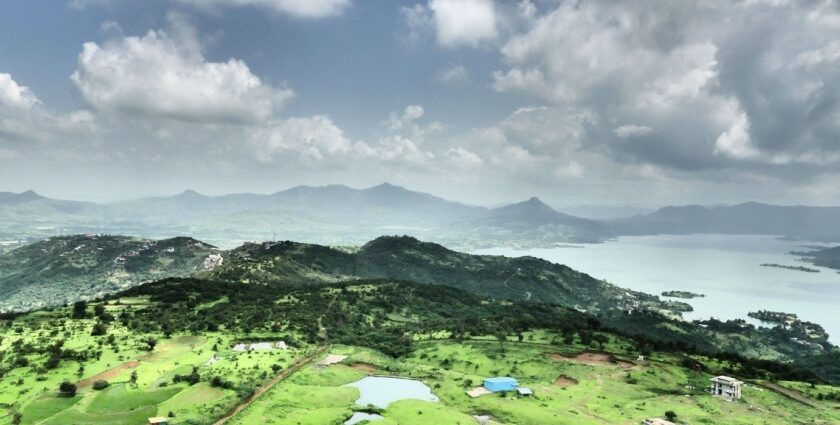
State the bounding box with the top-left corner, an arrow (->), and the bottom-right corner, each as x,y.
475,234 -> 840,341
344,376 -> 438,409
344,412 -> 384,425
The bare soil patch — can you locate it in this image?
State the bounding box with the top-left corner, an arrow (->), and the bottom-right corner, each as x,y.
349,362 -> 377,373
549,351 -> 635,368
553,375 -> 578,387
77,361 -> 140,388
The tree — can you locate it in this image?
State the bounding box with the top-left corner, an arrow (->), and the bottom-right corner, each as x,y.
494,328 -> 508,351
665,410 -> 678,422
144,337 -> 158,351
90,322 -> 107,336
58,381 -> 77,397
130,370 -> 138,386
92,380 -> 109,390
71,301 -> 87,319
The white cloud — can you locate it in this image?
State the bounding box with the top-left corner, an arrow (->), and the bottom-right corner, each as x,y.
614,125 -> 654,139
0,73 -> 97,154
400,4 -> 435,44
445,146 -> 483,167
430,0 -> 497,48
177,0 -> 350,18
714,112 -> 758,159
251,115 -> 352,162
0,73 -> 40,110
71,15 -> 294,124
435,65 -> 469,85
490,0 -> 840,180
387,105 -> 425,131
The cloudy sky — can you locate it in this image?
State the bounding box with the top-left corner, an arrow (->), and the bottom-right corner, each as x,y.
1,0 -> 840,207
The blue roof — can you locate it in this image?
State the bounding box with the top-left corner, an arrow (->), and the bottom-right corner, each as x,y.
484,377 -> 517,383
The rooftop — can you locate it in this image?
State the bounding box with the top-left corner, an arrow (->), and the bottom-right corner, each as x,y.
484,376 -> 518,383
711,375 -> 743,385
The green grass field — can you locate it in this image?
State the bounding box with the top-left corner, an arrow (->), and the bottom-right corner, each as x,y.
2,298 -> 840,425
228,340 -> 840,425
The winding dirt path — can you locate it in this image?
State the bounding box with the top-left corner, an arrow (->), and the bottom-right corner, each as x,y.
755,381 -> 819,408
214,290 -> 337,424
212,347 -> 327,425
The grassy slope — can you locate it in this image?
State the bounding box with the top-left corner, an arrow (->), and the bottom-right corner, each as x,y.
0,282 -> 839,424
232,341 -> 840,425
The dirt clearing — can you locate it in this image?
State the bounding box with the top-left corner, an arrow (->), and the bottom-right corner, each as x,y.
549,351 -> 635,368
78,361 -> 140,388
553,375 -> 579,387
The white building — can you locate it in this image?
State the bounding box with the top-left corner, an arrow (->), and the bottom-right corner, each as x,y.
710,375 -> 743,400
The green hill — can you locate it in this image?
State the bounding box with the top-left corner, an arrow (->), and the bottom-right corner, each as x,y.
207,235 -> 671,317
0,235 -> 220,312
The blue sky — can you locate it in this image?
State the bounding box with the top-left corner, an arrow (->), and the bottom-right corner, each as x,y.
2,1 -> 840,207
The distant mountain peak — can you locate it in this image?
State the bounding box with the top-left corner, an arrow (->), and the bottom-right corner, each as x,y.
0,189 -> 46,204
367,182 -> 404,192
527,196 -> 544,204
175,189 -> 205,198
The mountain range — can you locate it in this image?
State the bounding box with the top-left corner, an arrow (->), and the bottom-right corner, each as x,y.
3,184 -> 840,249
0,184 -> 609,249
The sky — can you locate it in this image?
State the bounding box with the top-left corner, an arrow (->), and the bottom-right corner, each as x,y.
1,0 -> 840,207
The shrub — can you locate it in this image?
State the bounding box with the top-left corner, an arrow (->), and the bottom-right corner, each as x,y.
92,380 -> 109,390
58,381 -> 77,397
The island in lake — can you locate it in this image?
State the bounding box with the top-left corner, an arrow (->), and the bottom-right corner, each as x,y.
661,290 -> 705,299
761,263 -> 820,273
748,310 -> 798,324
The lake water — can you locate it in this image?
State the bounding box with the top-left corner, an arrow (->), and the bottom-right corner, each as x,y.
475,234 -> 840,341
344,376 -> 439,409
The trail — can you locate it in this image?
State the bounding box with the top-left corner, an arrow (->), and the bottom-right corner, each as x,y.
502,268 -> 520,289
212,347 -> 326,425
214,291 -> 338,424
755,381 -> 819,408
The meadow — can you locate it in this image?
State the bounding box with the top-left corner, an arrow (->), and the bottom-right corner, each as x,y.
1,286 -> 840,424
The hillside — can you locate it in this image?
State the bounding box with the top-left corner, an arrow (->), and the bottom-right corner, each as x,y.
209,235 -> 663,315
452,197 -> 611,245
0,235 -> 221,312
2,234 -> 833,365
614,202 -> 840,241
3,279 -> 839,424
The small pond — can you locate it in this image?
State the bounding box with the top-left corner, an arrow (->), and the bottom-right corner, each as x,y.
344,376 -> 439,409
344,412 -> 384,424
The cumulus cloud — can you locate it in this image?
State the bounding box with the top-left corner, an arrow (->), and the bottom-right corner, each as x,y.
71,14 -> 294,124
435,65 -> 469,85
0,73 -> 96,153
0,73 -> 40,110
429,0 -> 496,47
490,0 -> 840,182
176,0 -> 350,19
251,115 -> 352,162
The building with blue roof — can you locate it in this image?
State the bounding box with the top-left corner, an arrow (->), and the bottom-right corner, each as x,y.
483,377 -> 519,392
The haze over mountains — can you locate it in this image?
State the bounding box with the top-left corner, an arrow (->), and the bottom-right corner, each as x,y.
3,183 -> 840,250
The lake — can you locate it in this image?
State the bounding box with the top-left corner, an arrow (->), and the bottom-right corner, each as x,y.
475,234 -> 840,341
344,376 -> 438,409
